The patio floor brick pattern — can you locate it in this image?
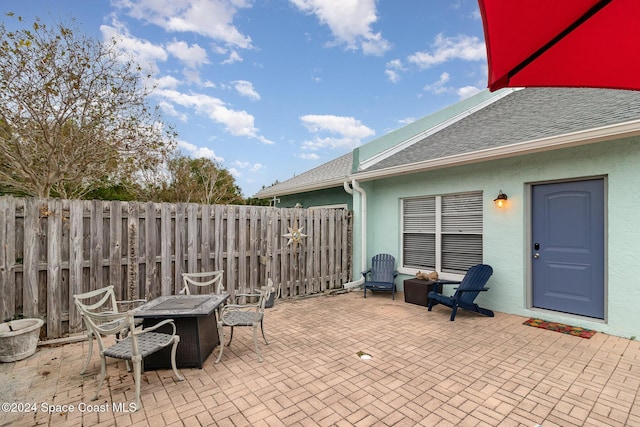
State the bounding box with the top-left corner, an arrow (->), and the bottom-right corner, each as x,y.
1,290 -> 640,426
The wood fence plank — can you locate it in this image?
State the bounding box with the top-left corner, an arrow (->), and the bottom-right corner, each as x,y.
238,207 -> 248,292
145,202 -> 157,299
305,209 -> 315,294
264,208 -> 274,287
174,203 -> 185,294
226,205 -> 237,296
109,201 -> 123,300
329,209 -> 336,289
160,203 -> 172,296
249,206 -> 259,289
90,200 -> 103,291
320,209 -> 328,291
280,209 -> 289,297
47,199 -> 62,337
313,209 -> 321,294
127,203 -> 139,300
201,204 -> 211,272
187,203 -> 198,274
0,198 -> 16,321
22,198 -> 39,318
214,205 -> 225,274
68,201 -> 84,332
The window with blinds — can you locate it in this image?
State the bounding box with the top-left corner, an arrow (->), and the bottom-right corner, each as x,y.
402,192 -> 482,274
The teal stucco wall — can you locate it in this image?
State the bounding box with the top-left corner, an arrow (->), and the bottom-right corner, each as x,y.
277,187 -> 352,209
351,137 -> 640,339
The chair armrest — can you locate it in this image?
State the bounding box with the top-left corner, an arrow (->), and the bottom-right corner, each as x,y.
233,293 -> 261,305
225,300 -> 260,310
454,287 -> 490,293
136,318 -> 178,345
138,318 -> 176,334
436,280 -> 461,286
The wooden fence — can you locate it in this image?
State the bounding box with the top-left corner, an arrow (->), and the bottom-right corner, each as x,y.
0,197 -> 352,339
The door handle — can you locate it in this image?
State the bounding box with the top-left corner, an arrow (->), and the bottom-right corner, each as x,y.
533,253 -> 540,259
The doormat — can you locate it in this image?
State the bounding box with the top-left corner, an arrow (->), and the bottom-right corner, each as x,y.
523,318 -> 596,339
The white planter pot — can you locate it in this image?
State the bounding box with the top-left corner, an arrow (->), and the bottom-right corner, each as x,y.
0,318 -> 44,362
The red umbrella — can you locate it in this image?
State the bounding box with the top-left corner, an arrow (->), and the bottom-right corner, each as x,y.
479,0 -> 640,91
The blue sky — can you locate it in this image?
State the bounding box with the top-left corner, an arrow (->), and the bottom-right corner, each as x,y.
4,0 -> 489,197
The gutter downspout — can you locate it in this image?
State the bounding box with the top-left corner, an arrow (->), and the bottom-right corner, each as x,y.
342,179 -> 367,289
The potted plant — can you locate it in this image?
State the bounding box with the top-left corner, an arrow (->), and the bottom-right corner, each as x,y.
0,317 -> 45,362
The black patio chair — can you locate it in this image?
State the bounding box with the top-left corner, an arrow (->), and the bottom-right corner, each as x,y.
362,253 -> 398,300
427,264 -> 494,321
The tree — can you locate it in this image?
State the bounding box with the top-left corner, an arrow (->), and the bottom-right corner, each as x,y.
0,14 -> 176,198
154,154 -> 244,205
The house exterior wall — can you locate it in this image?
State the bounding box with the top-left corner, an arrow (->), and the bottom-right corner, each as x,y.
353,137 -> 640,338
276,187 -> 353,209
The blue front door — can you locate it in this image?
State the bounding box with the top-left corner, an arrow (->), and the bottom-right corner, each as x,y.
531,179 -> 605,319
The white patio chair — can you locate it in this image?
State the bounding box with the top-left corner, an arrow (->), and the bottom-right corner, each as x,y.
79,309 -> 184,411
215,279 -> 275,363
73,286 -> 146,375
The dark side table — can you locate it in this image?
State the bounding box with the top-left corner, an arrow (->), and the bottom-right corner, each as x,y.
403,278 -> 436,306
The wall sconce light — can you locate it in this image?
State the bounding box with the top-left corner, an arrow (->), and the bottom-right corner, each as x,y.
493,190 -> 508,208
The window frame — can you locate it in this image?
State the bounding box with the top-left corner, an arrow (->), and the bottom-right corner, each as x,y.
400,191 -> 483,278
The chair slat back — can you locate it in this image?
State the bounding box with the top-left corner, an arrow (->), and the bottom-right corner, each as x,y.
181,270 -> 224,295
454,264 -> 493,304
81,310 -> 132,337
73,285 -> 118,313
370,254 -> 396,283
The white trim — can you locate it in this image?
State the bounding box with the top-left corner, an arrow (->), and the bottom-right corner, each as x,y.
359,88 -> 517,171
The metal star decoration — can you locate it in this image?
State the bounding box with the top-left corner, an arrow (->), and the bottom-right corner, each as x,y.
282,221 -> 308,247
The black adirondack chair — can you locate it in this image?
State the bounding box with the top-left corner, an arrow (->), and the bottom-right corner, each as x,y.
427,264 -> 494,321
363,253 -> 398,300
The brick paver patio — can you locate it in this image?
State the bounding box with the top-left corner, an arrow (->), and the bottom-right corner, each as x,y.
1,290 -> 639,426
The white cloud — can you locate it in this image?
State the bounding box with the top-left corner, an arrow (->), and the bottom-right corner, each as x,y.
299,153 -> 320,160
166,40 -> 209,68
158,100 -> 188,122
221,51 -> 243,64
299,114 -> 375,151
233,80 -> 261,100
155,75 -> 182,89
384,59 -> 405,83
422,72 -> 483,100
234,160 -> 264,173
182,69 -> 203,85
100,24 -> 168,73
177,140 -> 224,161
156,88 -> 273,143
289,0 -> 390,56
457,86 -> 482,99
113,0 -> 253,49
408,33 -> 486,69
423,72 -> 451,94
398,117 -> 416,125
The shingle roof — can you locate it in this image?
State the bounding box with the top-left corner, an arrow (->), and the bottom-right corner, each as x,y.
365,88 -> 640,172
254,152 -> 352,198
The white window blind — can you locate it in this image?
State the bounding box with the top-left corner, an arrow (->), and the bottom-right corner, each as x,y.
402,192 -> 482,274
